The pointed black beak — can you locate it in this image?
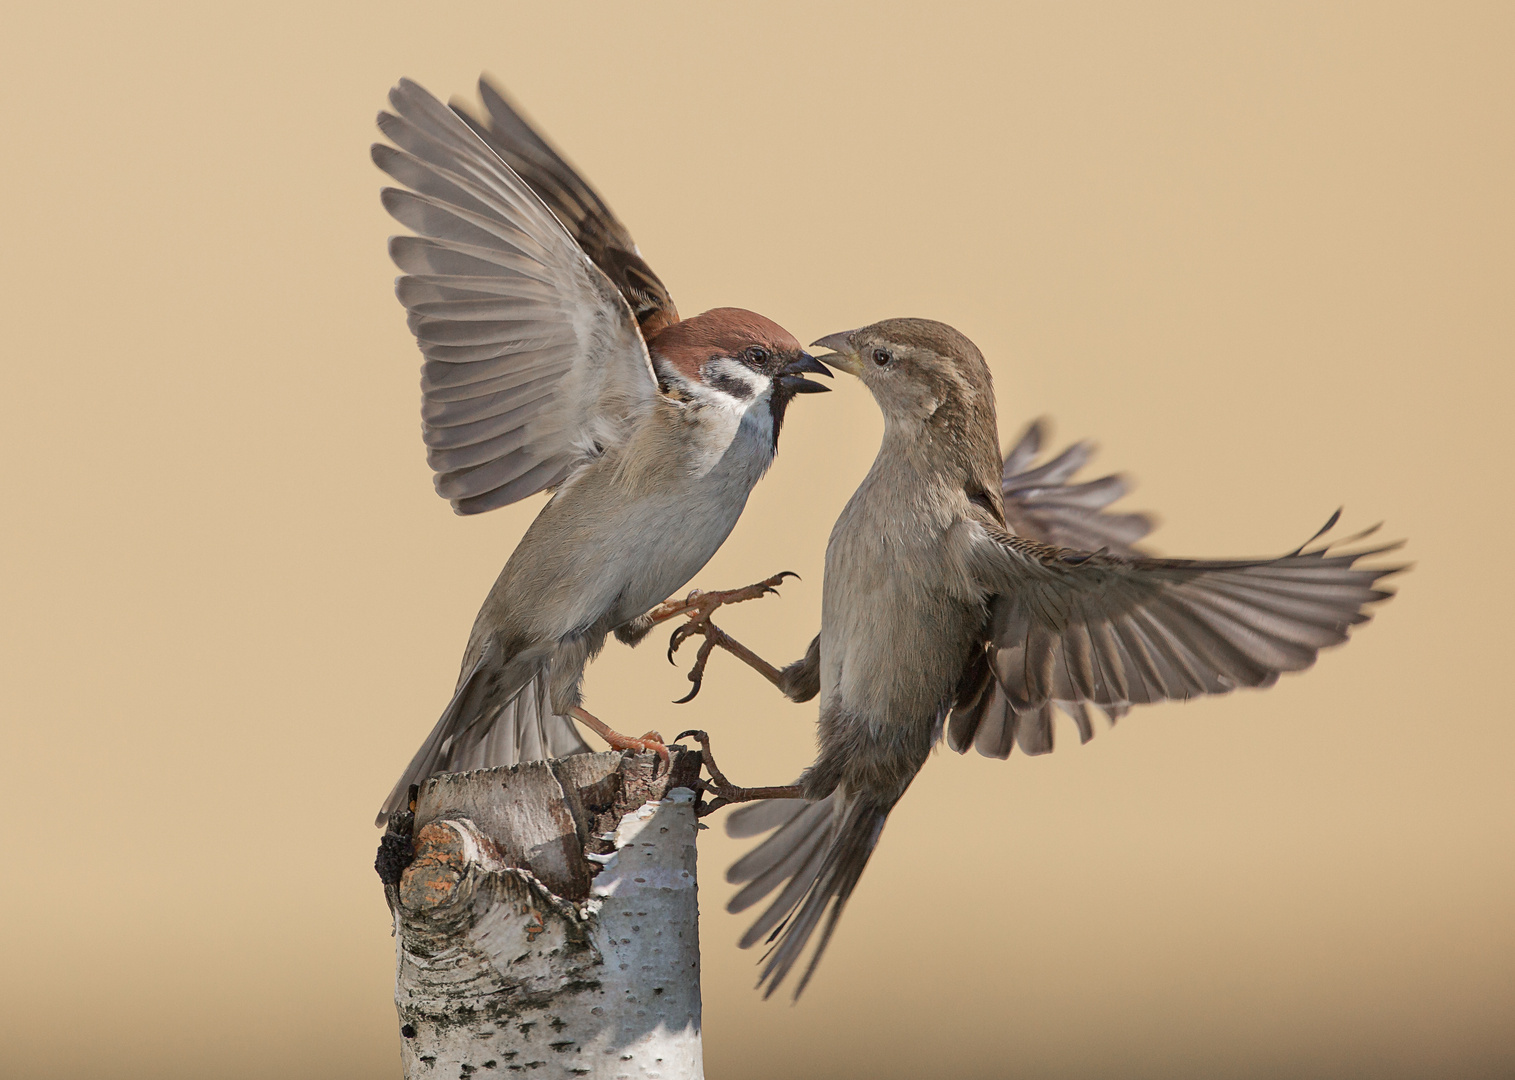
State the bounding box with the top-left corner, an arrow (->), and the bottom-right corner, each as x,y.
776,351 -> 832,394
785,352 -> 834,378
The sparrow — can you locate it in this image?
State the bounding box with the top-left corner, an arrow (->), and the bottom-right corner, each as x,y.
369,77 -> 831,824
675,318 -> 1401,997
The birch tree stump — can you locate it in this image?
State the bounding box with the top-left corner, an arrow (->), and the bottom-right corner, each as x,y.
380,749 -> 706,1079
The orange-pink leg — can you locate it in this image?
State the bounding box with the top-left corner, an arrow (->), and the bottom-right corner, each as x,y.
645,572 -> 797,703
643,572 -> 798,627
571,707 -> 670,772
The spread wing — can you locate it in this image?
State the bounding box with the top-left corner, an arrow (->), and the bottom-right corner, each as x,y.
452,77 -> 680,337
1000,419 -> 1153,556
948,513 -> 1403,757
375,78 -> 659,515
762,420 -> 1159,705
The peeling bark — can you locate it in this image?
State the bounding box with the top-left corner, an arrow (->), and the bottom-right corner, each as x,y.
384,750 -> 705,1079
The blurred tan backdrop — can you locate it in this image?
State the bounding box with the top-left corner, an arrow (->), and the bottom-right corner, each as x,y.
1,2 -> 1510,1077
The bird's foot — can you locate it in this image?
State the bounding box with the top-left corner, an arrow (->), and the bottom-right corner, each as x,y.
571,707 -> 670,774
676,728 -> 805,817
666,616 -> 739,703
610,729 -> 671,770
657,572 -> 797,703
646,571 -> 798,628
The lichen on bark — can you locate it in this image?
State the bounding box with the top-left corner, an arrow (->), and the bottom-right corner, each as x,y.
385,749 -> 705,1079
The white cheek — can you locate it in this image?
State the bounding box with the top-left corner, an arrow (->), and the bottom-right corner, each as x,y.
702,358 -> 771,408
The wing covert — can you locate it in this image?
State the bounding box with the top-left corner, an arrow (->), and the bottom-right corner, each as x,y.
453,78 -> 680,337
375,78 -> 659,514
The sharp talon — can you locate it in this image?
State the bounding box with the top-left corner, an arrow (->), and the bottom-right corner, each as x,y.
667,624 -> 690,662
637,732 -> 671,774
667,619 -> 701,662
698,795 -> 730,817
656,576 -> 795,697
670,620 -> 721,703
616,732 -> 670,775
675,728 -> 800,812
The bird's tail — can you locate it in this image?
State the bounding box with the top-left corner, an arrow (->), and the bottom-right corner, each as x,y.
375,653 -> 590,826
724,788 -> 895,999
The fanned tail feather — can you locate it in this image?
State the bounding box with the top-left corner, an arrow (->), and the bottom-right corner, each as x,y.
724,790 -> 893,999
376,656 -> 590,826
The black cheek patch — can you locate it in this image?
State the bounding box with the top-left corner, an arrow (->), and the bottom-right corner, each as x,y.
705,369 -> 757,400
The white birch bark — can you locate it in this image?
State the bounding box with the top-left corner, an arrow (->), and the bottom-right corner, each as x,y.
383,749 -> 704,1079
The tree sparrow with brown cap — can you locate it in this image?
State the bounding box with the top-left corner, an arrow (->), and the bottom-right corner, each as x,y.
370,78 -> 830,824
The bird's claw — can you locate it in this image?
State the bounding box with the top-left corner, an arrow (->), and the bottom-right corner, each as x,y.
675,728 -> 804,817
659,571 -> 798,641
604,728 -> 671,775
662,571 -> 796,702
666,616 -> 707,663
668,616 -> 729,703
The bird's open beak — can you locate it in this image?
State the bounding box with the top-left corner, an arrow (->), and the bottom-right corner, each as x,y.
777,351 -> 833,394
810,330 -> 864,376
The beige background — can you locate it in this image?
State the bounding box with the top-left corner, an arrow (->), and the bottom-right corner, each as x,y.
2,3 -> 1510,1077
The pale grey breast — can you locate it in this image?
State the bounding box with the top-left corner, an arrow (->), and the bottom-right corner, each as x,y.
497,403 -> 778,639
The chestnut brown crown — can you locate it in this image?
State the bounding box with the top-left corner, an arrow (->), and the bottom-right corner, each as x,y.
648,307 -> 806,383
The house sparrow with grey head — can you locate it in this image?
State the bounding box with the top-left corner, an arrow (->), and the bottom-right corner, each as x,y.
369,78 -> 830,824
675,318 -> 1400,997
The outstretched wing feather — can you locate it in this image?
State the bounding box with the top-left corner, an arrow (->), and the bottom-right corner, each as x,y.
946,519 -> 1401,756
375,78 -> 658,514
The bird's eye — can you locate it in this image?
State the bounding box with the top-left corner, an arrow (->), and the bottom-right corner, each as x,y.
872,347 -> 893,367
744,346 -> 771,366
